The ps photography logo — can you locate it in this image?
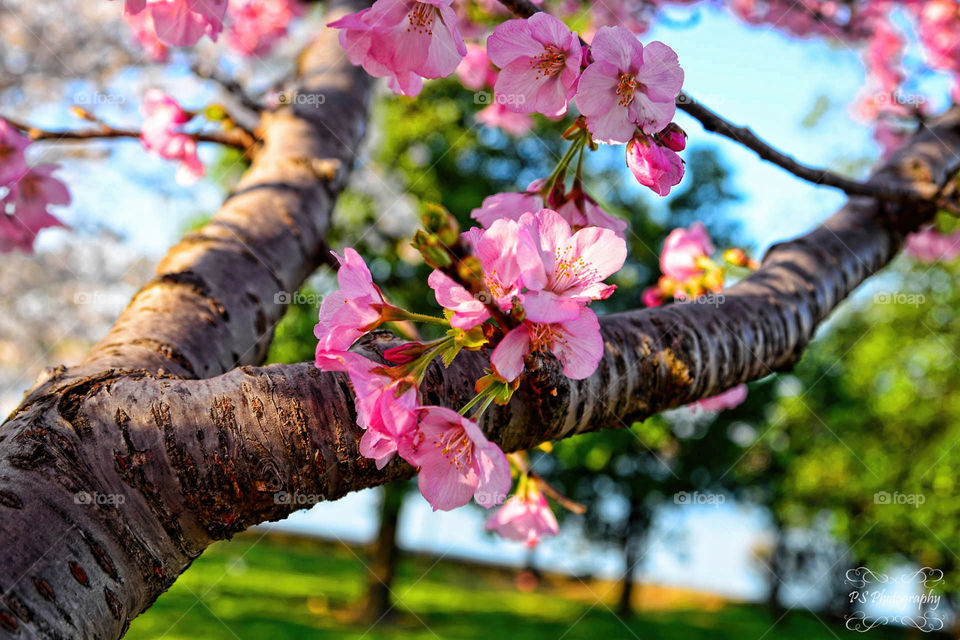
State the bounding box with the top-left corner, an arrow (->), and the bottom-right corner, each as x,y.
844,567 -> 945,633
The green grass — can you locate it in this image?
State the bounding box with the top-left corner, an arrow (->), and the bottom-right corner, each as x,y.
127,532 -> 912,640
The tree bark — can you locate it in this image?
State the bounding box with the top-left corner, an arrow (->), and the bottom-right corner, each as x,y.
1,3 -> 960,637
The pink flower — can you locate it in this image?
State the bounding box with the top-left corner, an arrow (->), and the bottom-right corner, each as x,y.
0,165 -> 69,253
0,119 -> 30,185
140,89 -> 205,182
491,308 -> 603,381
904,228 -> 960,263
428,270 -> 489,329
476,103 -> 534,137
471,182 -> 544,227
123,9 -> 170,61
485,484 -> 559,546
314,248 -> 390,353
576,26 -> 683,144
131,0 -> 228,47
692,384 -> 748,413
487,12 -> 582,116
554,189 -> 628,236
329,0 -> 467,98
225,0 -> 303,57
642,285 -> 663,307
403,406 -> 511,511
660,222 -> 714,282
457,42 -> 497,90
626,135 -> 684,196
518,208 -> 626,322
658,122 -> 687,152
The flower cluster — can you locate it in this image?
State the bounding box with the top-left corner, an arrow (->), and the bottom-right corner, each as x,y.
140,90 -> 205,184
329,3 -> 687,196
117,0 -> 302,58
314,181 -> 623,537
0,120 -> 69,253
904,227 -> 960,263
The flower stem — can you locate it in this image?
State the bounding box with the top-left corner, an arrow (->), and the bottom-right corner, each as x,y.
458,392 -> 487,416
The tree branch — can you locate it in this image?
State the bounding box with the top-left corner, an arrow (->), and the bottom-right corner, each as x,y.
3,116 -> 253,151
189,62 -> 264,114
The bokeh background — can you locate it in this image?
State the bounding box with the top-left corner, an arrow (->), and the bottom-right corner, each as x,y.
1,1 -> 957,638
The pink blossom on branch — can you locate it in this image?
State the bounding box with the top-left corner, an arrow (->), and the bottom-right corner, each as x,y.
491,308 -> 604,381
470,183 -> 544,228
123,0 -> 229,47
660,222 -> 714,282
904,228 -> 960,263
329,0 -> 467,98
457,42 -> 497,91
691,384 -> 748,413
626,134 -> 684,196
314,248 -> 392,354
485,483 -> 559,546
0,165 -> 70,254
139,89 -> 205,183
575,26 -> 683,144
476,103 -> 534,137
518,208 -> 627,322
225,0 -> 303,57
487,12 -> 582,117
402,406 -> 511,511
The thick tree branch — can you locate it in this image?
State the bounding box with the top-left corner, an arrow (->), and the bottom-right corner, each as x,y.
78,2 -> 372,379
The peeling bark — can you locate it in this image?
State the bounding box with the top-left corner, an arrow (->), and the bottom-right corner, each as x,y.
1,3 -> 959,636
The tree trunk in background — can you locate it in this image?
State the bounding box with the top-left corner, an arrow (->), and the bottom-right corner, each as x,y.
765,526 -> 786,617
364,482 -> 406,622
617,509 -> 646,617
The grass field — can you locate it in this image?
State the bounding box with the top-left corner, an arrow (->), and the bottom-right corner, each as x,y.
126,531 -> 913,640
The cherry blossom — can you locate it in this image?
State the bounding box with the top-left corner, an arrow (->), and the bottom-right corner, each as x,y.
124,9 -> 170,61
457,43 -> 497,91
314,248 -> 392,354
491,308 -> 603,381
471,183 -> 544,228
0,165 -> 70,253
225,0 -> 303,57
329,0 -> 467,98
518,208 -> 626,322
626,134 -> 684,196
124,0 -> 229,47
402,406 -> 511,511
691,384 -> 748,413
553,188 -> 628,236
575,26 -> 683,144
485,483 -> 559,546
660,222 -> 714,282
904,228 -> 960,263
140,89 -> 205,183
487,12 -> 582,117
476,103 -> 534,137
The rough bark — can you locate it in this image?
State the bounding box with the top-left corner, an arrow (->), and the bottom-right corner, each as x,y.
1,3 -> 960,637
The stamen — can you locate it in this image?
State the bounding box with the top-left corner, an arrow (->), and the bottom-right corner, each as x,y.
529,44 -> 566,79
407,2 -> 436,35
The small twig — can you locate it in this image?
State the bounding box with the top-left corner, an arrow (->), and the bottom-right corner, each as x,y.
493,0 -> 927,204
676,96 -> 922,202
2,116 -> 255,154
190,62 -> 264,114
